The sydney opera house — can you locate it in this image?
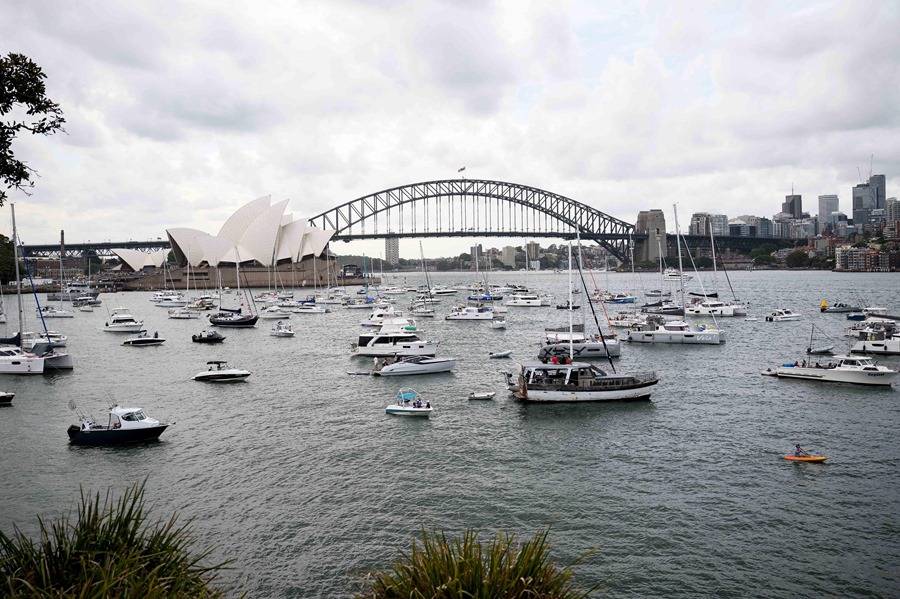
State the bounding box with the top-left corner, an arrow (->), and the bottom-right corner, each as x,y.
112,196 -> 336,288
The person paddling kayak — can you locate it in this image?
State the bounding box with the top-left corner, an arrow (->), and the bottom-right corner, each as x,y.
793,444 -> 810,457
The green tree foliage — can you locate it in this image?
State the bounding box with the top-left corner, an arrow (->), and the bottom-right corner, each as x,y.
693,256 -> 713,268
749,243 -> 778,258
1,53 -> 66,204
354,527 -> 600,598
785,250 -> 810,268
0,481 -> 237,597
0,234 -> 15,284
753,254 -> 776,266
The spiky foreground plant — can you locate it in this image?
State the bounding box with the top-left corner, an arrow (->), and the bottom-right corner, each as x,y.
354,527 -> 600,598
0,481 -> 236,598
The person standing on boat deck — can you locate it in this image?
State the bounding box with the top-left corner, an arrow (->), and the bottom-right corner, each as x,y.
794,444 -> 809,457
551,355 -> 559,365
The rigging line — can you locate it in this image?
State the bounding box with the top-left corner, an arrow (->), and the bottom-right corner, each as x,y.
679,234 -> 720,328
576,242 -> 616,374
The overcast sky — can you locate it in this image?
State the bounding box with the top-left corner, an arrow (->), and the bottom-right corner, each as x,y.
3,0 -> 899,258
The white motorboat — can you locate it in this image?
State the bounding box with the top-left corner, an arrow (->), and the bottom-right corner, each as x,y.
765,309 -> 802,322
429,286 -> 458,296
150,290 -> 183,303
374,355 -> 455,376
445,305 -> 495,320
192,360 -> 251,382
167,307 -> 201,319
663,267 -> 692,281
78,304 -> 94,312
292,304 -> 330,314
67,403 -> 169,445
103,308 -> 145,333
122,331 -> 165,346
270,321 -> 295,337
762,355 -> 897,386
608,311 -> 648,328
156,296 -> 188,308
352,325 -> 438,357
489,350 -> 512,358
507,360 -> 659,402
361,306 -> 406,327
541,324 -> 622,359
385,388 -> 433,416
627,316 -> 725,345
490,317 -> 507,329
36,305 -> 75,318
468,391 -> 496,400
259,306 -> 292,319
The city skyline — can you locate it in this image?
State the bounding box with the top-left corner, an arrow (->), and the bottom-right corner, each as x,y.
3,0 -> 899,260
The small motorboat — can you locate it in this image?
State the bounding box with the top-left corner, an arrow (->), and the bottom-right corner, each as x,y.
556,302 -> 580,310
765,309 -> 802,322
0,391 -> 14,406
468,391 -> 496,400
490,318 -> 507,329
385,388 -> 433,416
192,360 -> 251,382
744,317 -> 758,322
783,455 -> 828,463
270,321 -> 295,337
374,355 -> 455,376
121,331 -> 165,346
489,350 -> 512,359
67,401 -> 169,445
192,330 -> 226,343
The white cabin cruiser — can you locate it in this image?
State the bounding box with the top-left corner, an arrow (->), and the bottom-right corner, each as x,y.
192,360 -> 251,382
259,306 -> 292,319
36,305 -> 74,318
374,355 -> 456,376
508,360 -> 658,402
763,355 -> 897,386
270,321 -> 295,337
0,345 -> 45,374
685,298 -> 747,317
103,308 -> 144,333
445,305 -> 495,320
540,324 -> 621,359
352,325 -> 438,357
765,309 -> 802,322
850,329 -> 900,356
663,267 -> 692,281
505,294 -> 543,307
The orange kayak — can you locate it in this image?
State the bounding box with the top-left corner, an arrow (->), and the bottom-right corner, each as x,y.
784,455 -> 828,462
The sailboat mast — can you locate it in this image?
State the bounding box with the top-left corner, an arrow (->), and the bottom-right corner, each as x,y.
11,204 -> 24,344
673,204 -> 685,307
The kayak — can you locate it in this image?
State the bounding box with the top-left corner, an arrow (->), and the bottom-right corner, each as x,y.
784,455 -> 828,462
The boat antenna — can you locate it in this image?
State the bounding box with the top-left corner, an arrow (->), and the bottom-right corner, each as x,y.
575,240 -> 616,373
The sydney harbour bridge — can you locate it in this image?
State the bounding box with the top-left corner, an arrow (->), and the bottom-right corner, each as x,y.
20,179 -> 780,262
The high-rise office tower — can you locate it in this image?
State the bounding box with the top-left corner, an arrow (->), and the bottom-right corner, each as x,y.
818,195 -> 839,231
385,237 -> 399,266
782,194 -> 802,218
869,174 -> 886,210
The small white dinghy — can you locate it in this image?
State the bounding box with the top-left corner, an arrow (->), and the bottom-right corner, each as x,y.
468,391 -> 496,400
385,388 -> 432,417
489,350 -> 512,359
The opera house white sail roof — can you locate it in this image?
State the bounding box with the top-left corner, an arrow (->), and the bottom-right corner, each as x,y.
164,196 -> 335,267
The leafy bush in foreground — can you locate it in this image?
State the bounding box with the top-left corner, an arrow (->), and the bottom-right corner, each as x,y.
0,481 -> 235,598
354,528 -> 600,598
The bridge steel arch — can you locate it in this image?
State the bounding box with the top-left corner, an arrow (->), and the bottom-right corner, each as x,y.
308,179 -> 637,260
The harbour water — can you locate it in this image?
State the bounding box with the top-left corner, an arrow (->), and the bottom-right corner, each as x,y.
1,270 -> 898,597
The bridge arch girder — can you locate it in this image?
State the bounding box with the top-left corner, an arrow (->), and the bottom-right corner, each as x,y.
308,179 -> 636,260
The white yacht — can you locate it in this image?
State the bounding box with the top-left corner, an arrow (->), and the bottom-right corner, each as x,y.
103,308 -> 145,333
21,330 -> 68,348
156,296 -> 188,308
352,326 -> 438,357
259,306 -> 292,319
540,324 -> 621,359
663,267 -> 692,281
445,305 -> 495,320
192,360 -> 251,382
167,307 -> 201,319
374,355 -> 456,376
505,294 -> 544,307
850,328 -> 900,356
429,285 -> 458,296
627,316 -> 725,345
36,305 -> 74,318
765,309 -> 802,322
149,290 -> 183,303
763,355 -> 897,386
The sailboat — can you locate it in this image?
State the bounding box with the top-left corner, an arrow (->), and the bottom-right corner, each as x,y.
684,228 -> 746,317
37,242 -> 75,318
208,255 -> 259,328
508,242 -> 658,402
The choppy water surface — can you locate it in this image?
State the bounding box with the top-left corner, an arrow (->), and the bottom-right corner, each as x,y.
1,270 -> 898,597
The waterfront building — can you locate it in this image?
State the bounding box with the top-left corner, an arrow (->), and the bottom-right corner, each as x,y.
525,241 -> 541,269
688,212 -> 727,236
501,246 -> 517,268
384,237 -> 399,267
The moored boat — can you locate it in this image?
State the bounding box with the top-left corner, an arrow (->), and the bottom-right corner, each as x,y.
374,355 -> 455,376
761,355 -> 897,386
385,388 -> 433,416
67,403 -> 169,445
192,360 -> 251,382
192,330 -> 226,343
509,360 -> 658,402
122,331 -> 165,346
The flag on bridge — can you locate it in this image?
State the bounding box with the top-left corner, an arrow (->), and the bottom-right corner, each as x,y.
458,166 -> 466,173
